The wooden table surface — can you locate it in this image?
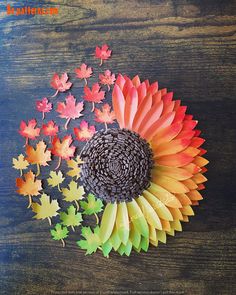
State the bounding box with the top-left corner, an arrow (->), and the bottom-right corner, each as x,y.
0,1 -> 236,294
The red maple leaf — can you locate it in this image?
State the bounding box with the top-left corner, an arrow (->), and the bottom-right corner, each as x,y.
74,63 -> 93,85
83,83 -> 105,112
99,70 -> 116,91
95,103 -> 116,131
95,44 -> 112,66
19,119 -> 40,146
42,120 -> 59,142
50,73 -> 72,97
56,94 -> 84,129
50,135 -> 76,169
36,97 -> 52,120
74,120 -> 96,142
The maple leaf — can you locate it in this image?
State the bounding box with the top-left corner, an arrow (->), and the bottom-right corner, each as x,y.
16,170 -> 42,208
99,70 -> 116,91
47,170 -> 65,192
50,223 -> 69,247
61,180 -> 85,210
74,120 -> 96,142
80,194 -> 103,224
50,72 -> 72,97
36,97 -> 52,120
41,120 -> 59,142
25,141 -> 51,176
94,103 -> 116,131
66,155 -> 84,180
60,205 -> 83,231
50,135 -> 76,169
19,119 -> 40,146
56,94 -> 84,129
74,63 -> 93,85
83,83 -> 105,112
95,44 -> 112,66
12,154 -> 29,176
77,226 -> 101,255
31,193 -> 60,225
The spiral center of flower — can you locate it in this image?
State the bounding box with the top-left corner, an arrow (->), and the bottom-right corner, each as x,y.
80,128 -> 153,203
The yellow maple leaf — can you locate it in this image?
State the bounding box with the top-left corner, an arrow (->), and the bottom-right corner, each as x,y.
25,140 -> 51,176
31,193 -> 60,225
62,180 -> 85,209
16,170 -> 42,208
66,155 -> 84,179
12,154 -> 29,176
47,170 -> 65,191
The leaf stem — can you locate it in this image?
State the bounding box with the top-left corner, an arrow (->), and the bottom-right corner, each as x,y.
65,118 -> 70,130
84,78 -> 87,85
71,225 -> 75,232
47,217 -> 52,226
55,157 -> 61,170
74,200 -> 79,211
36,163 -> 40,176
27,195 -> 32,208
100,59 -> 103,66
57,184 -> 62,192
61,238 -> 65,247
94,212 -> 99,224
20,169 -> 23,176
42,112 -> 45,120
104,122 -> 108,132
51,90 -> 58,98
91,102 -> 95,112
24,137 -> 29,147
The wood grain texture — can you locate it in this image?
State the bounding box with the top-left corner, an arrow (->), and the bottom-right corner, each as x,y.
0,0 -> 236,294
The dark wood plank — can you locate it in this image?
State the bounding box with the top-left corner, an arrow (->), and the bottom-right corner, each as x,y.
0,0 -> 236,294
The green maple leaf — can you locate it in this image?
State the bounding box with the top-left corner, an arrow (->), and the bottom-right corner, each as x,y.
60,205 -> 83,231
80,194 -> 103,215
50,223 -> 69,247
77,226 -> 101,255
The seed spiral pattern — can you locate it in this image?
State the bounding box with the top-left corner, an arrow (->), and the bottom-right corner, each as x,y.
80,128 -> 153,203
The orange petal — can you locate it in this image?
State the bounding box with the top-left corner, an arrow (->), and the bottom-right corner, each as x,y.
168,207 -> 183,220
181,179 -> 198,190
160,219 -> 171,231
137,100 -> 163,135
152,175 -> 189,194
183,146 -> 200,157
153,139 -> 191,157
175,130 -> 195,140
155,152 -> 193,167
153,165 -> 193,180
132,94 -> 152,132
192,173 -> 207,184
193,156 -> 209,167
137,82 -> 147,104
175,193 -> 192,206
132,75 -> 141,87
151,123 -> 182,147
172,106 -> 187,124
112,85 -> 125,128
124,87 -> 138,129
191,137 -> 205,148
182,163 -> 201,174
148,182 -> 182,208
143,112 -> 175,141
187,190 -> 203,201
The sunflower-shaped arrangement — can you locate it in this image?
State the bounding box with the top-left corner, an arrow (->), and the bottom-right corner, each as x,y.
13,45 -> 208,256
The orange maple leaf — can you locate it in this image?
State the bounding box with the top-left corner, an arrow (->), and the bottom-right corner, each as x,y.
95,44 -> 112,66
83,83 -> 105,112
95,103 -> 116,131
74,63 -> 93,85
50,135 -> 76,169
56,94 -> 84,129
50,72 -> 72,97
19,119 -> 40,146
74,120 -> 96,142
25,141 -> 51,176
16,170 -> 42,208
